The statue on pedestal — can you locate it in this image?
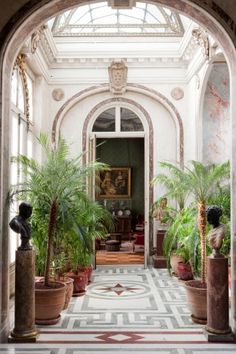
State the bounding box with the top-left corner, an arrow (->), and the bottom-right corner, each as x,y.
206,205 -> 225,257
9,202 -> 33,251
152,197 -> 169,226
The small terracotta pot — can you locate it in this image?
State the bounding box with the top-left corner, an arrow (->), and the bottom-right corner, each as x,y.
170,253 -> 184,275
66,271 -> 87,296
78,265 -> 93,283
177,262 -> 193,281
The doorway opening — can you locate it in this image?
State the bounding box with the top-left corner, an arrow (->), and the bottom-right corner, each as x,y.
95,137 -> 145,266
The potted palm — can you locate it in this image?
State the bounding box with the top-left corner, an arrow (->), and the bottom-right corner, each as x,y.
163,206 -> 198,279
153,160 -> 230,323
10,132 -> 109,324
64,197 -> 114,294
180,161 -> 229,323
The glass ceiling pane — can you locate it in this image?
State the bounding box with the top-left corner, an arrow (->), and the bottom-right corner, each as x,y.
50,1 -> 184,37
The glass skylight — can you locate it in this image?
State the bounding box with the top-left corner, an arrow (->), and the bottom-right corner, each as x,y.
50,2 -> 184,37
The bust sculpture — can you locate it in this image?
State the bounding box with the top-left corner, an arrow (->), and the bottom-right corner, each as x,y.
9,202 -> 33,251
152,197 -> 169,225
206,205 -> 225,257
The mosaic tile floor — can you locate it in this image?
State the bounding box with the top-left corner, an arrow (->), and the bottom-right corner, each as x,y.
1,266 -> 236,353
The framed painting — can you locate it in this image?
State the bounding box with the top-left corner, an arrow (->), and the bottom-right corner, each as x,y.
98,167 -> 131,199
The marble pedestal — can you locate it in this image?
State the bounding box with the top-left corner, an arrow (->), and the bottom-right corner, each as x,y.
153,228 -> 167,268
205,255 -> 235,342
8,250 -> 38,342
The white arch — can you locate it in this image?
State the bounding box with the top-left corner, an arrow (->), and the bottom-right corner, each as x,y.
1,0 -> 236,341
52,84 -> 184,165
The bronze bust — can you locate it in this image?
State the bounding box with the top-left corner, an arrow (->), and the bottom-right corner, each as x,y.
9,202 -> 33,251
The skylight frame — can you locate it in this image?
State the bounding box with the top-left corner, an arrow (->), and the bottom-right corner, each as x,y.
50,2 -> 185,37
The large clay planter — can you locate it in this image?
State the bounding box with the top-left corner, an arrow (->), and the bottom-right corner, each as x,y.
170,253 -> 184,276
184,279 -> 207,324
66,271 -> 87,296
35,281 -> 66,325
177,262 -> 193,281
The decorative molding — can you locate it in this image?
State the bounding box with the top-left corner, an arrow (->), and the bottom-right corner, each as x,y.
51,83 -> 184,167
14,53 -> 30,128
52,88 -> 65,101
108,60 -> 128,94
192,28 -> 210,61
108,0 -> 136,9
31,25 -> 47,54
171,87 -> 184,100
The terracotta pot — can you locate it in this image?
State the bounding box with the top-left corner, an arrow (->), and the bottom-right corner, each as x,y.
66,271 -> 87,296
170,253 -> 184,275
35,281 -> 66,325
55,276 -> 74,310
184,279 -> 207,324
177,262 -> 193,281
78,265 -> 93,283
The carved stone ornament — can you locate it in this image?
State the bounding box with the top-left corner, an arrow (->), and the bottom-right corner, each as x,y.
192,28 -> 210,61
108,0 -> 136,9
31,25 -> 47,54
171,87 -> 184,100
52,88 -> 65,101
108,60 -> 128,94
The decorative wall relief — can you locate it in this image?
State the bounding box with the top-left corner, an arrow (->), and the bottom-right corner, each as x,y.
171,87 -> 184,100
52,88 -> 65,101
108,60 -> 128,94
202,63 -> 230,164
192,28 -> 210,61
31,25 -> 47,54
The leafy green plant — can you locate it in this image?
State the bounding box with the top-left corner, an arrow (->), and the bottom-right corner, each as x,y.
10,132 -> 110,286
184,161 -> 229,284
155,160 -> 230,284
163,207 -> 199,272
152,162 -> 190,210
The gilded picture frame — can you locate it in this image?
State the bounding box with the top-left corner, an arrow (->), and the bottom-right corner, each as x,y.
98,167 -> 131,199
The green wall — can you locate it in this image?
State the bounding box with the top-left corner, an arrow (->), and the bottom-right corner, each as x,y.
96,138 -> 144,216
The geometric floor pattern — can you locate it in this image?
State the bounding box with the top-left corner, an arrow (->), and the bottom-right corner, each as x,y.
1,266 -> 236,353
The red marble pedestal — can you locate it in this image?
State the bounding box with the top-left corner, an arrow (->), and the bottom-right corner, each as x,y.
153,229 -> 167,268
205,255 -> 235,342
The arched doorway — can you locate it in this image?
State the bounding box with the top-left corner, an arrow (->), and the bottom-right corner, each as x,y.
1,0 -> 236,341
86,99 -> 150,267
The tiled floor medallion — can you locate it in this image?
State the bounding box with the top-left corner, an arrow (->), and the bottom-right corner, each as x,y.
87,281 -> 150,298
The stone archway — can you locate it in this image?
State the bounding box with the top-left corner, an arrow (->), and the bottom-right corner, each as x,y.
1,0 -> 236,341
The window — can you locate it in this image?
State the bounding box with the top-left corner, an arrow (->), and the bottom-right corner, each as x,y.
49,2 -> 184,37
10,61 -> 34,263
92,106 -> 143,132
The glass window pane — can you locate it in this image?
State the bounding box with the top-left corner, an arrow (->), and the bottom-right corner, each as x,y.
10,113 -> 19,186
11,69 -> 17,105
92,108 -> 115,132
120,108 -> 144,131
27,131 -> 33,159
17,76 -> 25,112
26,74 -> 33,122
